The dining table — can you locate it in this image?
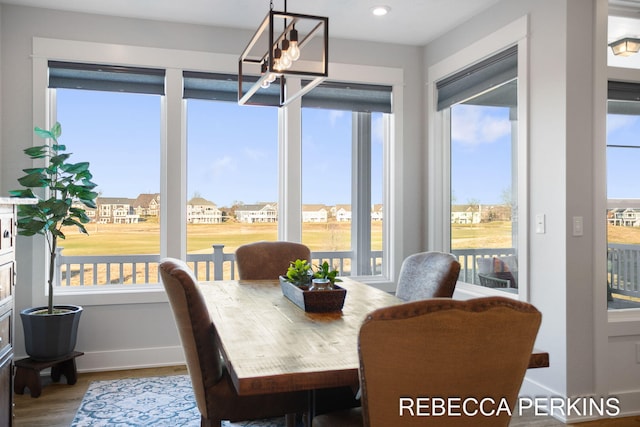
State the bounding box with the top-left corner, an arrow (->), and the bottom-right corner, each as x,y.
198,277 -> 550,398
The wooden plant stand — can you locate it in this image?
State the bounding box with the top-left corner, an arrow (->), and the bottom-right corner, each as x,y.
13,351 -> 84,398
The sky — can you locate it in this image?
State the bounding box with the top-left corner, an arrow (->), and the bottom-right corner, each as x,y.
451,104 -> 513,205
55,88 -> 640,208
606,113 -> 640,199
56,89 -> 383,208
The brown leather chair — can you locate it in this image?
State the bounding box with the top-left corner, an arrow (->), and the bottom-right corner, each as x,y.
395,251 -> 461,301
235,241 -> 311,280
159,258 -> 308,427
313,296 -> 542,427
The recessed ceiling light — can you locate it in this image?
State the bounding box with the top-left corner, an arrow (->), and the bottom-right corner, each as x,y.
371,6 -> 391,16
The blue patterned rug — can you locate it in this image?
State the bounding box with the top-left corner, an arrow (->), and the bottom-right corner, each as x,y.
71,374 -> 290,427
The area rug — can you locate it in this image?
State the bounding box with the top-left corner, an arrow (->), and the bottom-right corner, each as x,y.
71,374 -> 291,427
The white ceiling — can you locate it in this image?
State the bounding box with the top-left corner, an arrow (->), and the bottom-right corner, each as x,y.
0,0 -> 639,49
0,0 -> 504,46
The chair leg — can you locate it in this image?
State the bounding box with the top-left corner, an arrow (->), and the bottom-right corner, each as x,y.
285,413 -> 296,427
201,415 -> 221,427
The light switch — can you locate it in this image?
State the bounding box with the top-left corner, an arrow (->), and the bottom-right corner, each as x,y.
573,216 -> 583,237
535,214 -> 545,234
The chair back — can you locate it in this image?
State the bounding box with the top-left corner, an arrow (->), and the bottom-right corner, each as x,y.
395,251 -> 460,301
159,258 -> 223,420
358,297 -> 541,427
236,241 -> 311,280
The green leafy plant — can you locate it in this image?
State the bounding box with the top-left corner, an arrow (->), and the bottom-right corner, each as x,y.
286,259 -> 313,287
314,261 -> 342,285
284,259 -> 342,288
10,122 -> 98,314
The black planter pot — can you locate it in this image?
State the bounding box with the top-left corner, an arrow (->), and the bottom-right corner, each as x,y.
20,305 -> 82,361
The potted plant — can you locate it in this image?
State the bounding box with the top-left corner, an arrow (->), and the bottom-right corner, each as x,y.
311,261 -> 342,290
10,122 -> 98,361
284,259 -> 313,288
280,259 -> 346,312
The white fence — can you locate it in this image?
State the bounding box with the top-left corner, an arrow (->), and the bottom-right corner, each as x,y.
55,243 -> 640,299
55,245 -> 383,287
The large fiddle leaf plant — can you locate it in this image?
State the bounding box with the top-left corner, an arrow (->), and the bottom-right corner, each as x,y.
10,122 -> 98,314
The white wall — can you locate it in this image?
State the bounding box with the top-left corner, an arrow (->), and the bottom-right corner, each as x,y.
0,5 -> 424,370
424,0 -> 640,421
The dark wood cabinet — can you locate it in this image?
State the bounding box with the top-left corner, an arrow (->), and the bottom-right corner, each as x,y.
0,202 -> 20,426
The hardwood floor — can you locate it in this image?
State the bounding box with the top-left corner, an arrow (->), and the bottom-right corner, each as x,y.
11,365 -> 640,426
13,365 -> 187,427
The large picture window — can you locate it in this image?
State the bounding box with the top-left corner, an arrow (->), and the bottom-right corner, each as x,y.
51,62 -> 163,286
301,82 -> 391,277
437,46 -> 520,293
45,58 -> 395,289
606,81 -> 640,309
183,72 -> 279,279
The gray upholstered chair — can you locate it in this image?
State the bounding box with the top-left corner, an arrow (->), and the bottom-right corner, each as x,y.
159,258 -> 307,427
235,241 -> 311,280
313,296 -> 542,427
395,251 -> 461,301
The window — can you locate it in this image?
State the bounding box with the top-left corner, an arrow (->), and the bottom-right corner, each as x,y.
437,46 -> 520,292
36,39 -> 399,296
301,82 -> 391,276
183,72 -> 278,279
51,62 -> 163,286
606,81 -> 640,309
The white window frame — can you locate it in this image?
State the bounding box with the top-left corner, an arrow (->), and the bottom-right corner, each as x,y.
31,37 -> 403,305
426,16 -> 529,300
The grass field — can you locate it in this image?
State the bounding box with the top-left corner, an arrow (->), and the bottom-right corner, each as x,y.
59,220 -> 382,256
58,220 -> 640,256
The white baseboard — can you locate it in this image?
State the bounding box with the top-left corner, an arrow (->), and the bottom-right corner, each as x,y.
68,346 -> 186,373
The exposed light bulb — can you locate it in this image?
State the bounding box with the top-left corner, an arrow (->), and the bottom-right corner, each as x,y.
288,41 -> 300,61
280,40 -> 292,69
259,61 -> 270,88
267,72 -> 277,83
280,53 -> 292,69
273,47 -> 283,71
288,29 -> 301,61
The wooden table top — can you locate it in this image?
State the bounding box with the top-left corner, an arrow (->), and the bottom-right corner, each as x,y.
198,278 -> 549,396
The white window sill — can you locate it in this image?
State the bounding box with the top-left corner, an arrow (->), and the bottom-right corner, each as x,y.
45,285 -> 169,307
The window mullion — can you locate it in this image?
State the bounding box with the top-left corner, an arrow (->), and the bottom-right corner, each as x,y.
279,78 -> 303,242
162,68 -> 186,259
352,112 -> 372,275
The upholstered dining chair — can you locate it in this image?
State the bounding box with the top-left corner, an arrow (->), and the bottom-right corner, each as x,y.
235,240 -> 311,280
395,251 -> 461,301
312,296 -> 542,427
159,258 -> 308,427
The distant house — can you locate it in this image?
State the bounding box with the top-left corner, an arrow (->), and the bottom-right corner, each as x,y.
451,204 -> 480,224
133,193 -> 160,217
333,204 -> 352,222
235,203 -> 278,223
302,204 -> 328,223
187,197 -> 222,224
371,204 -> 383,221
96,197 -> 139,224
608,208 -> 640,227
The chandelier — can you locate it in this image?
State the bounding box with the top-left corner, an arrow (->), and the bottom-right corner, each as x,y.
238,0 -> 328,107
